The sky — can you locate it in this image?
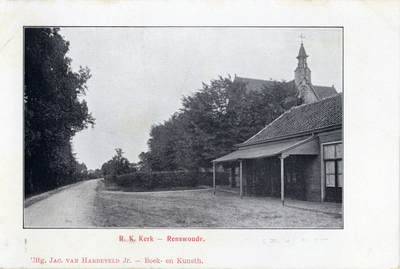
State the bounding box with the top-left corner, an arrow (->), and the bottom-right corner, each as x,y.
60,27 -> 343,170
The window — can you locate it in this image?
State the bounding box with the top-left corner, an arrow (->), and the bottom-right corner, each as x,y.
323,143 -> 343,188
286,172 -> 297,183
337,160 -> 343,187
325,161 -> 336,187
324,143 -> 342,160
323,142 -> 343,202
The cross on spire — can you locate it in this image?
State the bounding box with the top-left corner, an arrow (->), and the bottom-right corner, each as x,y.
299,33 -> 305,44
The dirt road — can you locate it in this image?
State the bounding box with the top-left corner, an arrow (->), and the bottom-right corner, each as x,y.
24,179 -> 342,228
24,179 -> 99,228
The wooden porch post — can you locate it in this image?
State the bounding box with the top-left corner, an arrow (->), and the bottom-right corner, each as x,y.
280,156 -> 285,206
213,162 -> 216,195
230,163 -> 236,188
239,160 -> 243,199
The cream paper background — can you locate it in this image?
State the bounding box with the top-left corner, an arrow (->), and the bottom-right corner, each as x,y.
0,1 -> 399,268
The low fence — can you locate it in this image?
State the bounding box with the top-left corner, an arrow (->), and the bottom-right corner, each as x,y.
105,171 -> 229,190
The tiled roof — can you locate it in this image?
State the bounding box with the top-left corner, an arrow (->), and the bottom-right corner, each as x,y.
234,76 -> 274,92
234,76 -> 337,100
244,93 -> 342,144
313,85 -> 338,99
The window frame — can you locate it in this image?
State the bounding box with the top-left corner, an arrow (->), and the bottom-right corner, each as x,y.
320,140 -> 343,202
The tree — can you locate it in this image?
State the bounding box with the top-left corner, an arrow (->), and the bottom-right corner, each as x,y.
111,148 -> 132,175
24,28 -> 95,195
138,151 -> 151,172
102,148 -> 134,176
143,114 -> 184,171
101,160 -> 114,176
75,161 -> 88,179
140,76 -> 300,172
175,76 -> 243,170
88,169 -> 103,179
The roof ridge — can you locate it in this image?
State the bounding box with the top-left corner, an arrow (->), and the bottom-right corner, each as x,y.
313,84 -> 335,88
292,92 -> 342,109
235,76 -> 274,82
319,92 -> 342,100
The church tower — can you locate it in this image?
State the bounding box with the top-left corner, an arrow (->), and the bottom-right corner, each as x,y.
294,36 -> 320,104
233,35 -> 338,107
294,39 -> 311,86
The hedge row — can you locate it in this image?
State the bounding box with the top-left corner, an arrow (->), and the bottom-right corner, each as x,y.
106,171 -> 229,190
197,172 -> 229,186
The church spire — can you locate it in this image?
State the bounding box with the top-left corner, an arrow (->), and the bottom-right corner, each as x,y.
296,35 -> 308,69
294,36 -> 311,86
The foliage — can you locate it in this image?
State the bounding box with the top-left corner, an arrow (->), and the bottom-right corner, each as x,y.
101,148 -> 136,176
75,162 -> 88,179
111,148 -> 133,175
24,28 -> 95,195
88,169 -> 103,179
139,76 -> 299,172
101,160 -> 114,176
137,151 -> 151,172
109,171 -> 229,191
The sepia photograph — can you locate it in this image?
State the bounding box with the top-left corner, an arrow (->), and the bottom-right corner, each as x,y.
24,27 -> 343,229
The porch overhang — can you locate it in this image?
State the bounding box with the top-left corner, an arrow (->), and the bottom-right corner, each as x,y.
212,135 -> 318,163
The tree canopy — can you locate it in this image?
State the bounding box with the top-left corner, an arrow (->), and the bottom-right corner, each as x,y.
101,148 -> 137,176
139,76 -> 300,172
24,28 -> 95,195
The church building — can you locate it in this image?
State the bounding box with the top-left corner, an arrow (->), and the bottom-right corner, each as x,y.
233,41 -> 337,104
211,40 -> 343,204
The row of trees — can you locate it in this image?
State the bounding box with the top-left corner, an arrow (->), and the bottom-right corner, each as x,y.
88,169 -> 103,179
24,28 -> 95,195
138,76 -> 300,172
75,161 -> 88,179
75,162 -> 103,180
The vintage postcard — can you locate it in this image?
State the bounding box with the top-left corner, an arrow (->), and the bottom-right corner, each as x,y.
1,1 -> 399,268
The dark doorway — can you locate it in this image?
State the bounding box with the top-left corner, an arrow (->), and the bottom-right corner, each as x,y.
325,159 -> 343,203
284,156 -> 307,200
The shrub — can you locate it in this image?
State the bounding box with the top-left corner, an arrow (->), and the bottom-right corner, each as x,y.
197,172 -> 229,186
112,171 -> 229,190
105,174 -> 116,182
147,173 -> 159,189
